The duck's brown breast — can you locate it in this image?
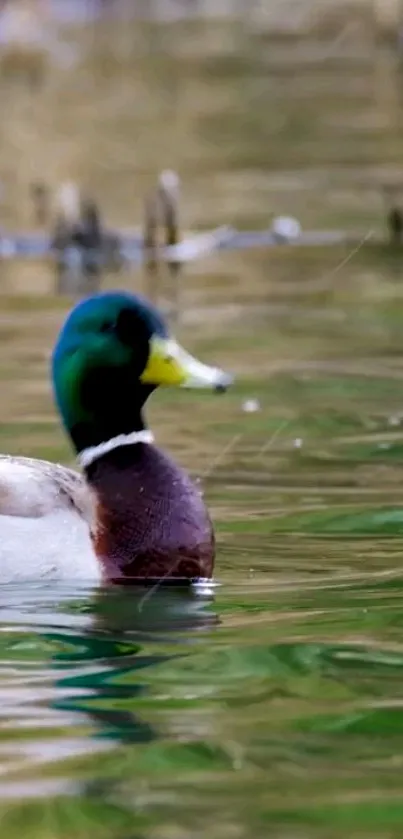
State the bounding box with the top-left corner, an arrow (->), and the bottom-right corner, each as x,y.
86,443 -> 214,581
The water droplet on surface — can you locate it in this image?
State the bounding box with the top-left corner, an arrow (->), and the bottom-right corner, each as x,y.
242,399 -> 260,413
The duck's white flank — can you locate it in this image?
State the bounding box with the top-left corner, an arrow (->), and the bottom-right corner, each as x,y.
0,455 -> 98,582
78,430 -> 155,470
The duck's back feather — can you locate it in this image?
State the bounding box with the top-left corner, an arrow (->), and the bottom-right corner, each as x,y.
0,456 -> 99,582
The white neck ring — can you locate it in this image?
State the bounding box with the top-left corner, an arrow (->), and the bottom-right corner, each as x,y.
78,430 -> 154,469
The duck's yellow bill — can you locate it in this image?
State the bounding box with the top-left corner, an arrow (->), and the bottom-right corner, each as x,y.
140,335 -> 233,391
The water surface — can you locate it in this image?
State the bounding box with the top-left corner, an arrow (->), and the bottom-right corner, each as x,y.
2,527 -> 403,839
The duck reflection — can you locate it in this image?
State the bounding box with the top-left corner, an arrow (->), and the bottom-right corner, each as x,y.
46,584 -> 219,747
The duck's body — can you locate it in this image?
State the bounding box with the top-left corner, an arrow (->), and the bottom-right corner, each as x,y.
0,455 -> 97,582
0,445 -> 213,583
0,290 -> 231,583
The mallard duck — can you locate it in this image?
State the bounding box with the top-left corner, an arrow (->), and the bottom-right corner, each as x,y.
0,291 -> 233,584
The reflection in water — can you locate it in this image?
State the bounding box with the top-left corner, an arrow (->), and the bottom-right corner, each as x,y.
0,582 -> 219,795
1,569 -> 403,835
51,585 -> 219,747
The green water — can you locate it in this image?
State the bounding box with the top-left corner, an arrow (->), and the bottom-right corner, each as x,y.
5,391 -> 403,839
3,557 -> 403,839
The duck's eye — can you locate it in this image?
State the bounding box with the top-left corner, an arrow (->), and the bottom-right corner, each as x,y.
100,321 -> 116,334
116,308 -> 150,346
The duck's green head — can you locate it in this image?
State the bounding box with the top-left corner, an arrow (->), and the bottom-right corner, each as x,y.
52,291 -> 233,455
